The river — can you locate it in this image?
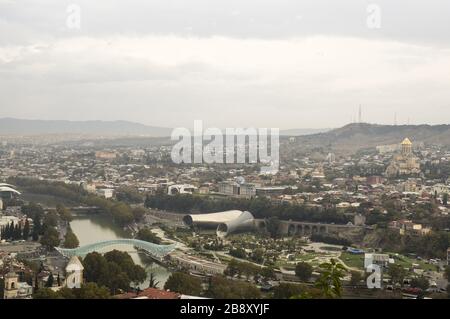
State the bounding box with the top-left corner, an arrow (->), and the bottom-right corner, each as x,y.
69,214 -> 172,289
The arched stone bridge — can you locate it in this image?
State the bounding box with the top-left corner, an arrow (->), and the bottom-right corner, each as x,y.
254,219 -> 362,237
55,239 -> 177,259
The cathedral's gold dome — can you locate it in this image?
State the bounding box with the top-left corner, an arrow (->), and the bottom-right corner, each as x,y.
401,138 -> 412,145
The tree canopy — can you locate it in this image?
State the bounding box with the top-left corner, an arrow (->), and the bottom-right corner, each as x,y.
40,227 -> 60,248
164,272 -> 202,296
295,262 -> 313,282
145,193 -> 352,224
82,250 -> 146,294
63,228 -> 79,248
315,259 -> 347,298
33,283 -> 110,299
206,276 -> 261,299
136,227 -> 161,244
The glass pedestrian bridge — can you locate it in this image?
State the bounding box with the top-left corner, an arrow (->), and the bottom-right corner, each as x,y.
55,239 -> 177,259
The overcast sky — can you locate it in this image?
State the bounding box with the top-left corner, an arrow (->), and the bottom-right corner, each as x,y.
1,0 -> 450,129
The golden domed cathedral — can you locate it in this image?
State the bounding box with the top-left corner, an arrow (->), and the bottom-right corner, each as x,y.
401,138 -> 412,155
385,138 -> 421,177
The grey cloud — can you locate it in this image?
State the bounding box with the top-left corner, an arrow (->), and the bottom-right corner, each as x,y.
1,0 -> 450,45
0,1 -> 450,129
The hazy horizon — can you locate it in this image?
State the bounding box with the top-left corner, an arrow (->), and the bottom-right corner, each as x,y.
1,0 -> 450,129
3,116 -> 450,133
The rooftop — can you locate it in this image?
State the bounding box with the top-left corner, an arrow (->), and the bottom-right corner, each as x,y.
113,288 -> 181,299
401,138 -> 412,145
66,256 -> 84,271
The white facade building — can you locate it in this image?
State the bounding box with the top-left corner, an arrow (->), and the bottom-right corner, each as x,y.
96,188 -> 114,199
65,256 -> 84,289
168,184 -> 197,195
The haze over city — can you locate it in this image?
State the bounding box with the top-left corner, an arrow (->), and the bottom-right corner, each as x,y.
1,0 -> 450,129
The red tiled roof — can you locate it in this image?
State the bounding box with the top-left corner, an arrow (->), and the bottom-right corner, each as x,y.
113,292 -> 137,299
137,288 -> 180,299
114,288 -> 180,300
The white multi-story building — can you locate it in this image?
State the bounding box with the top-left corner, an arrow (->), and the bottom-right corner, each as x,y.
96,188 -> 114,199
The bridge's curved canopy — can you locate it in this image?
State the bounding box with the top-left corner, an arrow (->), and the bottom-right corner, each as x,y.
0,186 -> 21,195
55,239 -> 177,258
0,183 -> 17,188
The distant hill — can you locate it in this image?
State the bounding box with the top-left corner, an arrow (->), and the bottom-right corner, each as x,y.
294,123 -> 450,151
280,128 -> 331,136
3,119 -> 450,150
0,118 -> 172,137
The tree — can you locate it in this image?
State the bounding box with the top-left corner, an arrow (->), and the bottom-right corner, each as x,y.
207,276 -> 261,299
42,211 -> 58,228
311,234 -> 351,246
251,248 -> 265,264
164,272 -> 202,295
387,264 -> 407,287
224,259 -> 241,278
110,203 -> 134,226
129,265 -> 147,288
56,204 -> 73,222
21,202 -> 44,220
410,276 -> 429,291
315,259 -> 347,298
229,247 -> 247,259
224,259 -> 260,280
444,266 -> 450,280
83,250 -> 146,293
272,283 -> 303,299
40,227 -> 60,248
136,227 -> 161,244
22,219 -> 30,240
7,223 -> 12,239
0,278 -> 4,299
83,252 -> 110,286
13,224 -> 22,240
116,187 -> 143,204
349,271 -> 363,286
45,273 -> 54,288
144,192 -> 351,224
1,222 -> 11,240
57,288 -> 76,299
104,250 -> 146,285
105,262 -> 130,293
241,262 -> 258,280
77,282 -> 110,299
265,217 -> 281,238
260,266 -> 276,281
63,228 -> 79,248
295,262 -> 313,282
32,216 -> 41,241
33,283 -> 110,299
132,207 -> 146,221
33,288 -> 59,299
